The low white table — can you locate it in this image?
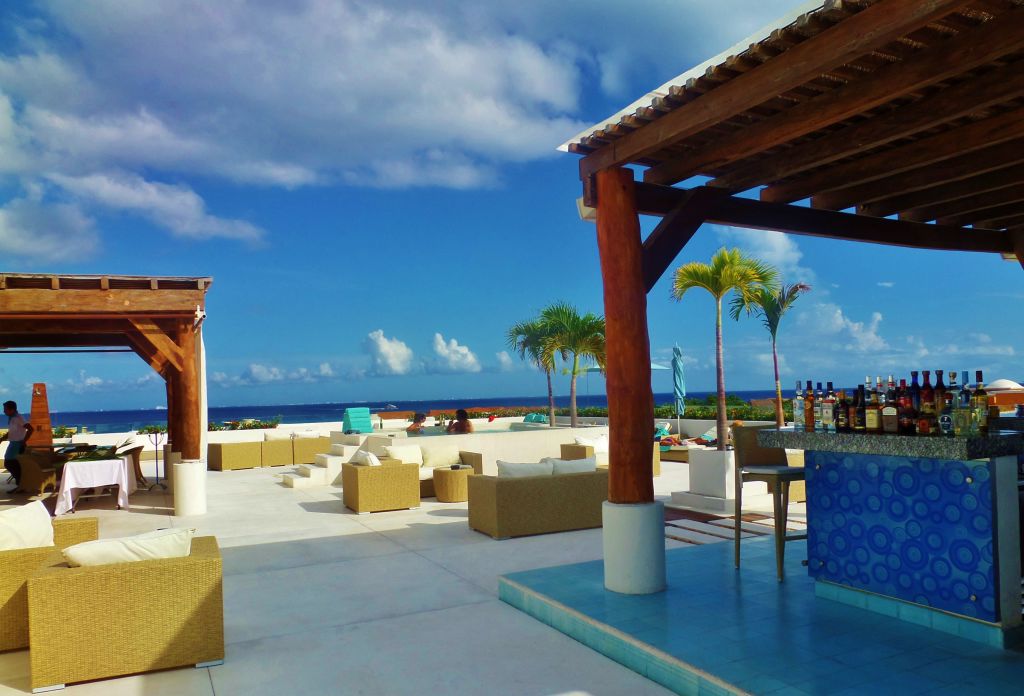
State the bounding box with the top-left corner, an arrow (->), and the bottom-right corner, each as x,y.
55,456 -> 136,516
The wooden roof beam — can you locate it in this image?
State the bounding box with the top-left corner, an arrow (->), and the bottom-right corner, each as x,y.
641,187 -> 730,292
709,52 -> 1024,192
633,183 -> 1015,255
0,334 -> 133,349
918,184 -> 1024,224
975,213 -> 1024,229
647,12 -> 1024,187
790,107 -> 1024,210
860,163 -> 1024,218
808,140 -> 1024,212
128,318 -> 184,374
578,0 -> 975,180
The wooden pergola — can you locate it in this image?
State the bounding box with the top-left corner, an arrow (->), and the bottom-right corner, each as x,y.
0,273 -> 211,460
563,0 -> 1024,507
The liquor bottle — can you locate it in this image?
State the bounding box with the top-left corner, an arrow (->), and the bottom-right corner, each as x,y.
854,385 -> 867,433
938,391 -> 954,436
881,378 -> 899,434
909,371 -> 921,412
835,389 -> 850,433
864,376 -> 874,405
804,380 -> 816,432
792,380 -> 804,431
865,382 -> 882,433
973,370 -> 988,435
954,372 -> 973,436
822,382 -> 836,432
897,378 -> 917,435
814,382 -> 824,431
918,370 -> 935,435
933,369 -> 946,416
959,371 -> 971,409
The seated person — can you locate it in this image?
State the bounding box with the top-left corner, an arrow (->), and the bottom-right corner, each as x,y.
406,412 -> 427,434
446,409 -> 474,434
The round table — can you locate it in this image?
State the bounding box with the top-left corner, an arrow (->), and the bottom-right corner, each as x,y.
433,466 -> 472,503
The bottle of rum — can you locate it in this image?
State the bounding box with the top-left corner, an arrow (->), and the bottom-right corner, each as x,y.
918,370 -> 935,435
822,382 -> 836,432
881,378 -> 899,434
804,380 -> 816,432
854,385 -> 867,433
933,369 -> 946,416
814,382 -> 824,431
938,391 -> 955,436
973,370 -> 988,435
866,383 -> 882,433
836,389 -> 850,433
897,378 -> 917,435
792,380 -> 804,431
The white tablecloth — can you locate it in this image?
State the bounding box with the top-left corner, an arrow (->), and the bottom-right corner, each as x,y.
55,456 -> 136,516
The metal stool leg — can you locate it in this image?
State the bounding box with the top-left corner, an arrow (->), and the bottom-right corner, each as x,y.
734,466 -> 743,569
773,480 -> 786,582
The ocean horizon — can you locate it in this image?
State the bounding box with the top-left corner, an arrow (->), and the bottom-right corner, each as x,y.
50,389 -> 783,433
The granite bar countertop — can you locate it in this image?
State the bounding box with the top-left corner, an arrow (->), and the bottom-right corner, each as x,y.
757,427 -> 1024,460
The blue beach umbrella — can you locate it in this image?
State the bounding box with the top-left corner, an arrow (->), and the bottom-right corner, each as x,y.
672,344 -> 687,420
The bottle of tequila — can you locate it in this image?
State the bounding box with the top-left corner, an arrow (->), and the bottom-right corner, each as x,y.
792,381 -> 804,432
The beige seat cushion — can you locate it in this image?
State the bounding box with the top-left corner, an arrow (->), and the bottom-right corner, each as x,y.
497,461 -> 553,478
544,457 -> 598,474
422,445 -> 461,468
384,445 -> 424,466
0,501 -> 54,551
63,528 -> 196,567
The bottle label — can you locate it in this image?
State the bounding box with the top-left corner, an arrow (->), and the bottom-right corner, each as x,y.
882,407 -> 898,433
939,414 -> 953,435
865,410 -> 880,429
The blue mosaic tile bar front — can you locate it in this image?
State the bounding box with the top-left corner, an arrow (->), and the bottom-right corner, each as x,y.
805,450 -> 999,621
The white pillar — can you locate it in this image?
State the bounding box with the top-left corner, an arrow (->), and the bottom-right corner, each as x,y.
173,459 -> 207,516
603,501 -> 666,594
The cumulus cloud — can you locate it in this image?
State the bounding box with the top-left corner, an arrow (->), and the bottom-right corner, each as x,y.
318,362 -> 335,377
713,226 -> 816,285
797,303 -> 887,352
0,197 -> 98,262
496,351 -> 516,372
211,361 -> 341,387
62,370 -> 105,394
877,281 -> 895,288
364,330 -> 415,376
432,333 -> 481,373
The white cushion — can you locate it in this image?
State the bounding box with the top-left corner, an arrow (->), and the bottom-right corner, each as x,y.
264,431 -> 293,441
384,445 -> 424,466
496,460 -> 554,478
544,457 -> 598,474
574,434 -> 609,454
421,445 -> 461,469
0,501 -> 54,551
62,528 -> 195,567
417,467 -> 434,481
351,450 -> 382,466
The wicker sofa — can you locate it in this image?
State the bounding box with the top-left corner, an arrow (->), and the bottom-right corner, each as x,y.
207,441 -> 262,471
0,516 -> 99,652
468,468 -> 609,539
342,461 -> 421,514
378,446 -> 483,497
560,441 -> 662,477
27,536 -> 224,691
207,435 -> 331,470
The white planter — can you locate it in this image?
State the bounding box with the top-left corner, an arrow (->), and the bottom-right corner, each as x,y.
173,459 -> 207,516
603,501 -> 666,594
670,448 -> 770,514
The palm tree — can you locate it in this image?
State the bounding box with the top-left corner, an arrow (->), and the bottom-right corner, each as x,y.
672,248 -> 777,451
506,318 -> 558,427
539,302 -> 606,428
733,283 -> 811,428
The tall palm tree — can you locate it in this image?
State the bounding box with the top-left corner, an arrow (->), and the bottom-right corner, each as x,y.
672,248 -> 777,451
732,283 -> 811,428
539,302 -> 606,428
506,318 -> 557,427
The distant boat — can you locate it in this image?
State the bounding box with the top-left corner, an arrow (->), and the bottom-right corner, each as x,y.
384,403 -> 398,410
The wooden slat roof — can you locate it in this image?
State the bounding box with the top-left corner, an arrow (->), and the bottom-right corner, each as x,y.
564,0 -> 1024,234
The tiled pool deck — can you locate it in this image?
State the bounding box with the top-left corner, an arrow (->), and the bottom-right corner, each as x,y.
500,538 -> 1024,695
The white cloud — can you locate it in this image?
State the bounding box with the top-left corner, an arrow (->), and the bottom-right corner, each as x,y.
318,362 -> 335,377
432,333 -> 481,373
63,370 -> 105,394
364,330 -> 415,376
0,197 -> 98,262
49,171 -> 263,241
211,361 -> 340,387
496,351 -> 516,372
797,303 -> 887,352
877,281 -> 895,288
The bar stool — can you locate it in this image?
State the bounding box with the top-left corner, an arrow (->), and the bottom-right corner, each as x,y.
733,424 -> 806,582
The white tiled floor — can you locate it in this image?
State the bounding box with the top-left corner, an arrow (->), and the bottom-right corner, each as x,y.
0,461 -> 705,695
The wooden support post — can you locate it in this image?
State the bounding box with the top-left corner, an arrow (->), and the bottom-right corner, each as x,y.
596,168 -> 654,504
28,383 -> 53,448
167,372 -> 181,450
177,321 -> 200,460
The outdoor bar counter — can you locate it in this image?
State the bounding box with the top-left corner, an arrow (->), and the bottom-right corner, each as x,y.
758,427 -> 1023,647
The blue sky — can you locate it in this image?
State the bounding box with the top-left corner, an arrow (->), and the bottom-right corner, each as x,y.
0,0 -> 1021,412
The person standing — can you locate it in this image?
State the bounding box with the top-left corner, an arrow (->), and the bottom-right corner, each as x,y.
2,400 -> 34,493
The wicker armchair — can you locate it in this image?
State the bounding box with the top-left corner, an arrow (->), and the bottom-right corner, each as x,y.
16,449 -> 64,496
27,536 -> 224,691
0,516 -> 99,652
342,461 -> 420,514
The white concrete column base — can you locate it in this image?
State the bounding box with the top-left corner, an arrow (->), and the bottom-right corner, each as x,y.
603,501 -> 666,595
173,459 -> 207,516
